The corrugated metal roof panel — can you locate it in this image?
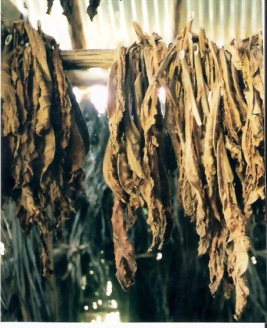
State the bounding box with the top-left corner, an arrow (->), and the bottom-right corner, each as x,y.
176,0 -> 263,44
5,0 -> 263,50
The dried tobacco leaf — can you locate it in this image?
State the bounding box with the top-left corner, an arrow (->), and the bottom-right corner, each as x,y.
208,227 -> 227,295
40,127 -> 56,186
180,50 -> 202,126
46,0 -> 54,15
193,44 -> 209,118
112,197 -> 137,290
219,48 -> 242,137
184,88 -> 210,254
24,24 -> 52,135
217,133 -> 250,319
51,43 -> 72,149
140,84 -> 170,250
103,20 -> 264,321
241,94 -> 264,216
59,0 -> 73,18
107,47 -> 127,155
1,48 -> 19,136
203,82 -> 221,222
87,0 -> 101,21
46,0 -> 73,18
103,140 -> 126,203
1,21 -> 89,276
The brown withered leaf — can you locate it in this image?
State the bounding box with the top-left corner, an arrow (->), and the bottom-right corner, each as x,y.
180,49 -> 202,126
208,40 -> 221,86
217,133 -> 250,320
24,23 -> 52,135
208,228 -> 227,295
185,109 -> 210,254
224,136 -> 245,182
117,151 -> 134,196
2,21 -> 89,277
203,83 -> 221,221
112,197 -> 137,290
124,92 -> 144,179
102,21 -> 264,321
103,140 -> 126,203
249,47 -> 264,100
193,44 -> 209,117
18,186 -> 53,276
164,94 -> 184,165
46,0 -> 54,14
241,93 -> 264,216
1,50 -> 19,136
230,62 -> 248,122
11,46 -> 28,125
87,0 -> 101,21
140,85 -> 170,250
133,72 -> 145,132
219,48 -> 242,137
107,47 -> 126,155
125,128 -> 144,180
225,42 -> 242,70
132,21 -> 149,44
48,178 -> 74,234
240,51 -> 254,109
117,148 -> 141,212
67,112 -> 86,196
40,127 -> 56,186
52,43 -> 72,149
11,124 -> 38,188
198,28 -> 208,58
22,45 -> 33,112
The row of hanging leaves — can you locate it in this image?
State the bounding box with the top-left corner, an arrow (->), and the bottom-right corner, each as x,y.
46,0 -> 101,22
1,21 -> 90,277
103,18 -> 264,320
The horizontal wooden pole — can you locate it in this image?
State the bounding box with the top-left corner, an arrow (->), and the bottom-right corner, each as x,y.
60,49 -> 118,70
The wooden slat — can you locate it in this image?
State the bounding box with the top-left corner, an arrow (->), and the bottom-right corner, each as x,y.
60,49 -> 118,70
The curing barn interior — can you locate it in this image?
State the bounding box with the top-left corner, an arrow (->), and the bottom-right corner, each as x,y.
0,0 -> 265,323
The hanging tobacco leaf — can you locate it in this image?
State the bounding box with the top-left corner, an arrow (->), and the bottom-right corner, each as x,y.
104,20 -> 264,321
46,0 -> 54,15
87,0 -> 101,21
111,197 -> 137,290
1,21 -> 89,276
46,0 -> 73,18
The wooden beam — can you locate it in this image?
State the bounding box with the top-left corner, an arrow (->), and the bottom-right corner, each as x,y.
65,70 -> 109,86
60,49 -> 118,70
1,0 -> 23,25
66,0 -> 87,49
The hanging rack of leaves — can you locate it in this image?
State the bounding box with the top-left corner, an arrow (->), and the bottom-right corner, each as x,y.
1,21 -> 90,277
46,0 -> 101,22
103,18 -> 264,320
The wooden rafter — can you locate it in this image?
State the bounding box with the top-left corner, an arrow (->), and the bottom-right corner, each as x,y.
60,49 -> 117,70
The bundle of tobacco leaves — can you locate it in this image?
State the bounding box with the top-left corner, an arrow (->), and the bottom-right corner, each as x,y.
103,19 -> 264,320
1,21 -> 90,276
103,22 -> 174,290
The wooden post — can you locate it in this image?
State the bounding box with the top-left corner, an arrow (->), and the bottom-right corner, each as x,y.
60,49 -> 118,70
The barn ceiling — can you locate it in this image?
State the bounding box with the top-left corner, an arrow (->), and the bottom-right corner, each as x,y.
3,0 -> 263,51
1,0 -> 263,89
